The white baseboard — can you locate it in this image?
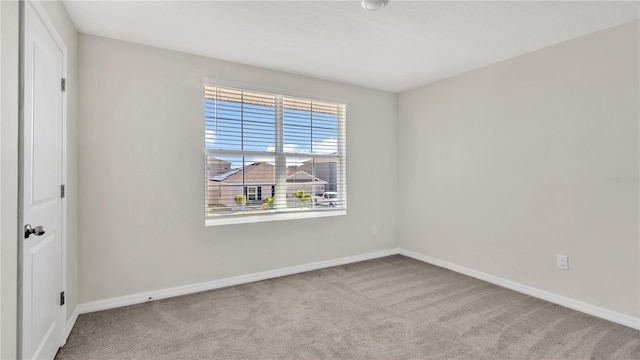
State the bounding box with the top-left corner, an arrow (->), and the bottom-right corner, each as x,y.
76,248 -> 399,315
398,248 -> 640,330
73,247 -> 639,332
64,307 -> 79,343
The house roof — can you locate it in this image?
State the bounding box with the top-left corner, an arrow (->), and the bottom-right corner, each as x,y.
209,167 -> 243,182
207,157 -> 231,166
210,162 -> 326,185
211,162 -> 274,185
287,171 -> 327,185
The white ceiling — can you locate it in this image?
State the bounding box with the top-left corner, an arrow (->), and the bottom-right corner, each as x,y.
63,1 -> 639,93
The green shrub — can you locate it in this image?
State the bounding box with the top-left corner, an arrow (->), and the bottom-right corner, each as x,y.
262,196 -> 275,210
293,189 -> 305,199
234,194 -> 247,206
292,190 -> 312,203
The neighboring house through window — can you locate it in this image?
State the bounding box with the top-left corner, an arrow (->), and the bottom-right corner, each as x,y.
204,84 -> 346,224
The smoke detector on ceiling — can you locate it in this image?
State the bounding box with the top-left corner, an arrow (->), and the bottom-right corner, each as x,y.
361,0 -> 388,11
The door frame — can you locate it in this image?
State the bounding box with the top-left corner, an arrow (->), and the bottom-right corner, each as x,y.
18,0 -> 68,356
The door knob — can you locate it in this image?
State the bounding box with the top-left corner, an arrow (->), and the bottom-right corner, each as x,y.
24,224 -> 46,239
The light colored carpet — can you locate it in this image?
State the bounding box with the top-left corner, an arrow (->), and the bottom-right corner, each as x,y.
57,255 -> 640,359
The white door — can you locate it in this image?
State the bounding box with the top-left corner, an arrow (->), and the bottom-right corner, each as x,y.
22,2 -> 65,359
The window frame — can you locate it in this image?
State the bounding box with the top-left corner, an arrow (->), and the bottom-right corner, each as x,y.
203,79 -> 347,226
245,186 -> 258,202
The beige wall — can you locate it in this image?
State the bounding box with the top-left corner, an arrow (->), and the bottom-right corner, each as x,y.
1,1 -> 78,357
1,2 -> 19,358
0,1 -> 3,353
77,34 -> 398,303
398,21 -> 639,318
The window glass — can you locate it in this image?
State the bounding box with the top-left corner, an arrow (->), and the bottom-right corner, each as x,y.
204,85 -> 346,222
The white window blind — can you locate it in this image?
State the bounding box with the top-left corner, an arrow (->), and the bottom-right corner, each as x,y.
204,84 -> 346,221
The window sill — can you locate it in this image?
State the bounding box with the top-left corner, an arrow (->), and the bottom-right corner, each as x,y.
205,209 -> 347,226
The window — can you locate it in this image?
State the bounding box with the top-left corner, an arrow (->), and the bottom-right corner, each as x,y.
204,84 -> 346,224
245,186 -> 257,201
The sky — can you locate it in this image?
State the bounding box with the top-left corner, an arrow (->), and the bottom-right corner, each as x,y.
205,99 -> 339,168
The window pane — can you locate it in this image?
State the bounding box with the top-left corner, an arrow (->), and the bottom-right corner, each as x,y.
286,157 -> 315,209
242,103 -> 276,152
283,97 -> 339,155
206,155 -> 276,216
206,155 -> 243,216
242,158 -> 275,211
297,157 -> 344,209
205,87 -> 276,152
204,84 -> 346,221
246,187 -> 257,201
313,158 -> 340,194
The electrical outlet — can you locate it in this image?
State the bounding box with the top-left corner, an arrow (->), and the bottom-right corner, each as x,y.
371,225 -> 378,236
557,255 -> 569,270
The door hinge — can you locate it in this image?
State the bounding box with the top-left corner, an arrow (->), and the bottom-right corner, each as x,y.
60,291 -> 65,306
61,78 -> 66,92
60,184 -> 65,198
